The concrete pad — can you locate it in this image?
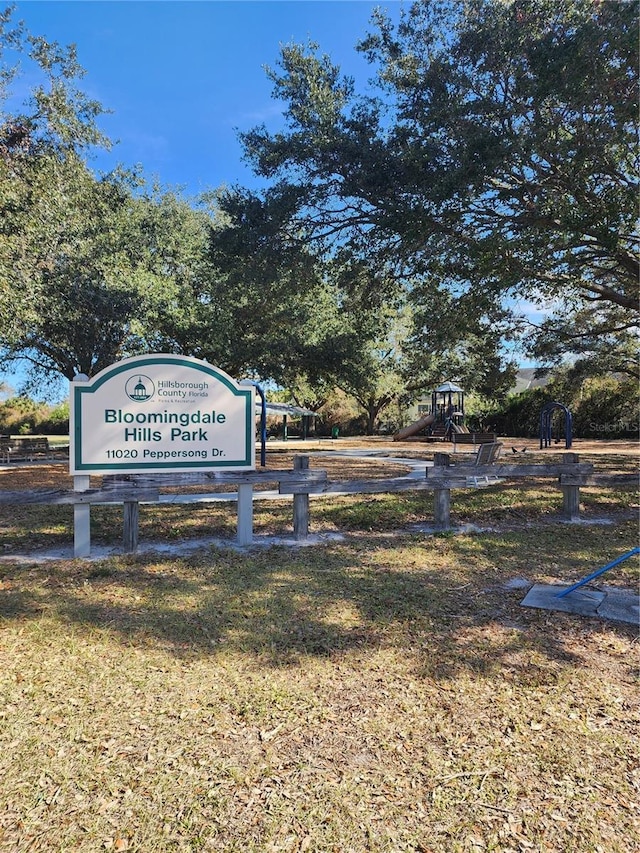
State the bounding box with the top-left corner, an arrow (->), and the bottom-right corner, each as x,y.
558,517 -> 614,526
521,583 -> 640,625
521,583 -> 605,617
0,532 -> 347,564
596,588 -> 640,626
503,577 -> 532,591
407,522 -> 497,535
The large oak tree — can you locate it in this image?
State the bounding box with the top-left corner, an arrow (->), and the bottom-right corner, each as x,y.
219,0 -> 638,378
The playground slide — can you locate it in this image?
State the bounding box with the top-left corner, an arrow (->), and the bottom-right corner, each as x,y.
393,412 -> 435,441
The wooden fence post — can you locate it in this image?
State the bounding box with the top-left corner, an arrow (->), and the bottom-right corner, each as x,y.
73,475 -> 91,558
123,501 -> 139,553
237,483 -> 253,546
433,452 -> 451,530
561,452 -> 581,521
293,455 -> 310,540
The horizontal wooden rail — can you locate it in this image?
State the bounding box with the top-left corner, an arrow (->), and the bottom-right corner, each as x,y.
278,477 -> 328,495
428,462 -> 594,479
0,487 -> 160,505
1,453 -> 633,557
325,476 -> 432,494
102,469 -> 327,488
559,473 -> 638,487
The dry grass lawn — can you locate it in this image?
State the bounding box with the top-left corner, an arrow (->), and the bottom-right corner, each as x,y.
0,440 -> 638,852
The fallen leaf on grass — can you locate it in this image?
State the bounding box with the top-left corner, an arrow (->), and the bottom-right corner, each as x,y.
259,722 -> 285,742
104,836 -> 129,851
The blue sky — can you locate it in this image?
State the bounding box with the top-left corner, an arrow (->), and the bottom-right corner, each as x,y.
13,0 -> 402,197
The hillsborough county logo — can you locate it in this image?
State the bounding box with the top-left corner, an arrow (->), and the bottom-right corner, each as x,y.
125,375 -> 155,402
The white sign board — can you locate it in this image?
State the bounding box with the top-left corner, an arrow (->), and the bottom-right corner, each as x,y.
70,354 -> 255,474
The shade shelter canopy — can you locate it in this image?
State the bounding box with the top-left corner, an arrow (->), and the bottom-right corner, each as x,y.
434,382 -> 464,394
259,402 -> 318,419
259,401 -> 319,441
432,382 -> 465,417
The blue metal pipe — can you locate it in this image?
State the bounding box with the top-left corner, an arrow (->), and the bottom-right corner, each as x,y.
556,547 -> 640,598
241,379 -> 267,467
255,384 -> 267,467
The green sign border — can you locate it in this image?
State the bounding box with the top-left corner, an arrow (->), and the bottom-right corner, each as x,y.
72,356 -> 254,473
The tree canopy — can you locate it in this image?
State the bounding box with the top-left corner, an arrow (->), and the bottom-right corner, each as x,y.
1,1 -> 637,427
220,0 -> 638,375
0,6 -> 384,402
0,5 -> 117,386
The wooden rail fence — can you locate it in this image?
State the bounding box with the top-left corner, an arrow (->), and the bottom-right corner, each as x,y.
1,453 -> 636,558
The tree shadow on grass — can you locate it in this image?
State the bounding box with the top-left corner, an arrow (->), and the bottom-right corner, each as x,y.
0,503 -> 242,550
0,525 -> 637,684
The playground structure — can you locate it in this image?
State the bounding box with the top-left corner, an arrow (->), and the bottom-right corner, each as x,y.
394,381 -> 476,442
432,381 -> 466,438
540,401 -> 573,449
395,386 -> 577,450
393,411 -> 435,441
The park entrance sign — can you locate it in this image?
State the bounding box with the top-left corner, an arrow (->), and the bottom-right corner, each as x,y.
70,354 -> 255,474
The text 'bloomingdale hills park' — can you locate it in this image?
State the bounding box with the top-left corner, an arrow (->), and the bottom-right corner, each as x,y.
104,408 -> 229,443
83,408 -> 238,462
